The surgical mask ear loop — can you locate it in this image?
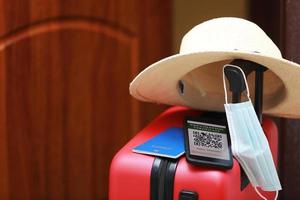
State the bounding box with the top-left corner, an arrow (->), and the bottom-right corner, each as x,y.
222,64 -> 251,104
255,187 -> 278,200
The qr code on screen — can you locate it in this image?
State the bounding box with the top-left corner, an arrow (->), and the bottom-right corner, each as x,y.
192,131 -> 224,151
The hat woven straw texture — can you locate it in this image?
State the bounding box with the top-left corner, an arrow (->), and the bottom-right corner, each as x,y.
130,17 -> 300,119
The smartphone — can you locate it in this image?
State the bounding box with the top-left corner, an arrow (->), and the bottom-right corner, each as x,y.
184,113 -> 233,170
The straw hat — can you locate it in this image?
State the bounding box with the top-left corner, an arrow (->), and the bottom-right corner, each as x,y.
130,17 -> 300,118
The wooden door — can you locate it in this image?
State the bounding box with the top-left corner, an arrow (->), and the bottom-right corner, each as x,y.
0,1 -> 171,199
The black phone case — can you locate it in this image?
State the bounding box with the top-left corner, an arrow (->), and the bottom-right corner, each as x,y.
184,112 -> 233,170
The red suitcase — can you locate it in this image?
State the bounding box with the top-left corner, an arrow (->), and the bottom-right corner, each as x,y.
109,106 -> 278,200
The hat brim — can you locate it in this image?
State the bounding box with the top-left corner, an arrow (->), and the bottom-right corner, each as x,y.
130,50 -> 300,118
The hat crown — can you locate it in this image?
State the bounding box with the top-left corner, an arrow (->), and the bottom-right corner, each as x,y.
180,17 -> 282,58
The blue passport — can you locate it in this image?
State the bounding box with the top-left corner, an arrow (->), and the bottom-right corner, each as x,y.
132,127 -> 185,159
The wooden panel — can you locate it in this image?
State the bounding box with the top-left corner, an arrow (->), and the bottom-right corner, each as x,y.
0,47 -> 8,200
2,20 -> 136,200
278,0 -> 300,199
248,0 -> 280,46
0,0 -> 172,199
137,1 -> 171,125
0,0 -> 140,37
249,0 -> 300,199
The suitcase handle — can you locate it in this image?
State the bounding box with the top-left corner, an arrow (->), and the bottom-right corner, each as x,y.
224,59 -> 268,190
224,59 -> 267,124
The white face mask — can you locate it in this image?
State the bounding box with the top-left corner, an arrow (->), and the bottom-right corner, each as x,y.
222,64 -> 282,199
